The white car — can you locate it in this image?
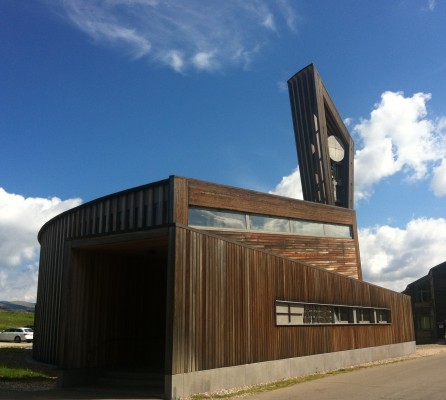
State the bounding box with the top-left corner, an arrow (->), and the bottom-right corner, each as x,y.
0,327 -> 33,343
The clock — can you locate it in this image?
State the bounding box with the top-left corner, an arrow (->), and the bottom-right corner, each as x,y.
327,135 -> 345,162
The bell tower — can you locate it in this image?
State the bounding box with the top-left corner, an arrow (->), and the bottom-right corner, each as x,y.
288,64 -> 354,209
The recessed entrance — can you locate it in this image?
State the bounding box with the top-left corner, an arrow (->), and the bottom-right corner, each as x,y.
65,234 -> 169,375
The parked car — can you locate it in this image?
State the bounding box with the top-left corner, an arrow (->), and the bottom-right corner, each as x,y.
0,327 -> 33,343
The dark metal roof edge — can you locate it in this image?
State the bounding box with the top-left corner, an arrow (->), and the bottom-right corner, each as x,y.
37,176 -> 173,242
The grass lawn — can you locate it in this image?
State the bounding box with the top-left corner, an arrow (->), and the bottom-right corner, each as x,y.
0,365 -> 50,380
0,311 -> 55,383
0,348 -> 58,381
0,311 -> 34,331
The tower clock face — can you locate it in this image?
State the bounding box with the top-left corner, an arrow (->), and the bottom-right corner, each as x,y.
327,135 -> 345,162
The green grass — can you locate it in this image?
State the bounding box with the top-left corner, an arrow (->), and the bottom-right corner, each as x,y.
0,365 -> 51,380
0,311 -> 34,331
0,348 -> 57,381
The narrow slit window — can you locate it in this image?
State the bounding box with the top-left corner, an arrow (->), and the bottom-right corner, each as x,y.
275,301 -> 391,326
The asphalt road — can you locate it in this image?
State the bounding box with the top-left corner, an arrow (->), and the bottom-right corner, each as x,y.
1,352 -> 445,399
248,352 -> 446,400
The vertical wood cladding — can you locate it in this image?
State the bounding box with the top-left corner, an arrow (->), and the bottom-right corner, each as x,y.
288,64 -> 354,209
186,178 -> 362,279
171,226 -> 414,374
34,179 -> 172,365
61,247 -> 168,369
35,176 -> 411,376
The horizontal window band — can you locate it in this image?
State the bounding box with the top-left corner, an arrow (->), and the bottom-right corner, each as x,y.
188,207 -> 353,238
275,300 -> 391,326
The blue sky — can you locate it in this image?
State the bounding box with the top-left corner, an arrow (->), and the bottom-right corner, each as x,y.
1,0 -> 446,301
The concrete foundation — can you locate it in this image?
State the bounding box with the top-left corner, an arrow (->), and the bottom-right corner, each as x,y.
166,341 -> 416,399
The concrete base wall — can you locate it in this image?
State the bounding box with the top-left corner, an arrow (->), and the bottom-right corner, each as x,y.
166,341 -> 416,400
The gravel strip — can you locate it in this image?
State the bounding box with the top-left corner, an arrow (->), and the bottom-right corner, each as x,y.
0,380 -> 58,392
0,342 -> 32,349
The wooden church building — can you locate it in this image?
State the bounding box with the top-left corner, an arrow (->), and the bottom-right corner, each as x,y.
33,65 -> 415,399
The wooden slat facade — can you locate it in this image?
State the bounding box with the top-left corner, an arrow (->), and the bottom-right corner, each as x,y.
34,178 -> 172,365
186,178 -> 355,224
206,231 -> 359,278
61,242 -> 168,369
35,175 -> 414,392
180,177 -> 362,279
171,225 -> 414,374
288,64 -> 354,209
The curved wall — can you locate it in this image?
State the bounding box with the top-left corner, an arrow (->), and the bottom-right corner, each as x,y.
34,178 -> 172,365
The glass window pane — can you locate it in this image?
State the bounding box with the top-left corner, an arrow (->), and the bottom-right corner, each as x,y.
334,307 -> 352,323
419,315 -> 432,330
358,308 -> 372,323
249,215 -> 289,232
276,304 -> 289,314
290,305 -> 305,315
376,309 -> 390,323
276,315 -> 290,325
188,208 -> 246,230
291,220 -> 325,236
290,314 -> 304,325
323,224 -> 352,238
304,304 -> 333,324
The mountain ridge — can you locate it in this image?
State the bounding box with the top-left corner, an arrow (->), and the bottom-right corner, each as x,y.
0,301 -> 35,312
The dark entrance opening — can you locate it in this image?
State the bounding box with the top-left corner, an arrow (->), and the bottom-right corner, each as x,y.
66,235 -> 169,376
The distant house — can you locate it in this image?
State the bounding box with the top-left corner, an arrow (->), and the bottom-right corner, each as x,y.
403,261 -> 446,344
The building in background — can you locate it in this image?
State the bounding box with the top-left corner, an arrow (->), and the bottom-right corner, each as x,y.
403,261 -> 446,344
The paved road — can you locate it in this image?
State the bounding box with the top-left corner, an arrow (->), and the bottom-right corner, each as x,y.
248,352 -> 446,400
1,352 -> 446,399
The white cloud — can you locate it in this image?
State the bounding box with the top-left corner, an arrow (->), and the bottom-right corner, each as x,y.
343,117 -> 353,127
277,80 -> 288,92
272,91 -> 446,204
54,0 -> 298,72
0,262 -> 39,304
431,158 -> 446,196
161,50 -> 184,73
426,0 -> 436,11
269,167 -> 303,199
270,91 -> 446,294
0,188 -> 81,302
354,91 -> 446,201
262,13 -> 276,30
359,218 -> 446,292
276,0 -> 298,32
192,51 -> 218,71
62,1 -> 151,59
